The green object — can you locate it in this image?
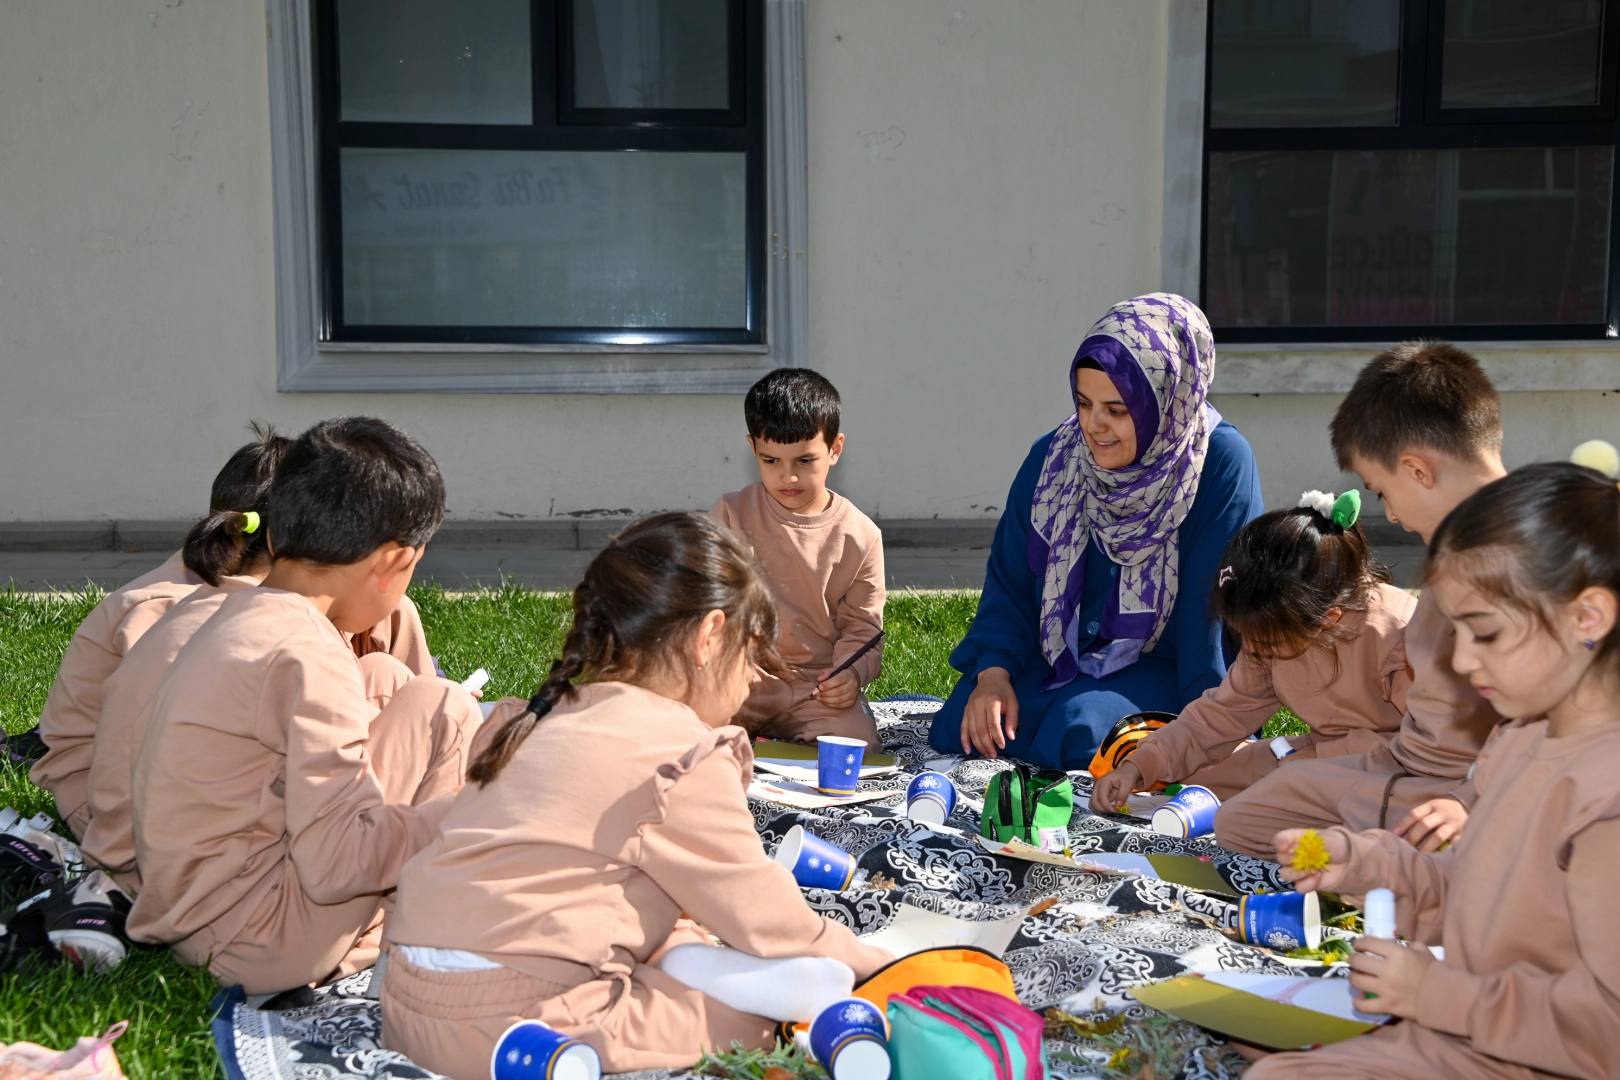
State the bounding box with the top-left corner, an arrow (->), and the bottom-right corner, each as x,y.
1163,783 -> 1184,796
1331,489 -> 1361,529
980,763 -> 1074,853
888,986 -> 1045,1080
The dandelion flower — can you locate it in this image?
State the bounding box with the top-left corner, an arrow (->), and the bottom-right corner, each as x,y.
1107,1047 -> 1133,1069
1292,829 -> 1331,874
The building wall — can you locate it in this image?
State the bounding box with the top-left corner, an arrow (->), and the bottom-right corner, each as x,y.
0,2 -> 1611,527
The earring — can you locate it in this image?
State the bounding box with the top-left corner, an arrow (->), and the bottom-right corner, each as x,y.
1584,639 -> 1597,650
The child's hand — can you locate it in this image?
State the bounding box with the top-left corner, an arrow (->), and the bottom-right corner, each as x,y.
1089,762 -> 1143,813
1274,828 -> 1351,893
813,668 -> 860,710
1348,936 -> 1432,1018
1392,798 -> 1468,852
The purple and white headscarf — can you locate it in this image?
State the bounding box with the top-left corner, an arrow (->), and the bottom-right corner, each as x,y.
1029,293 -> 1219,686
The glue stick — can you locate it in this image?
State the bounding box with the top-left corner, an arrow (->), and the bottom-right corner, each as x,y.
1269,736 -> 1297,760
1364,888 -> 1395,939
461,668 -> 490,693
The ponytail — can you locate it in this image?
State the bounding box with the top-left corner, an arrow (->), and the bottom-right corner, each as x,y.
467,511 -> 780,786
182,423 -> 290,586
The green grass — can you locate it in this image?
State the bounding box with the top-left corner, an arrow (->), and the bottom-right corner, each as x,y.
0,583 -> 1285,1075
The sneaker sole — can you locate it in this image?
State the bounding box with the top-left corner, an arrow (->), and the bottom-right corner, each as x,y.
48,929 -> 127,973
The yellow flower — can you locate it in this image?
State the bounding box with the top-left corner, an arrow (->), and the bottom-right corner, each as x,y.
1107,1047 -> 1132,1069
1292,829 -> 1331,874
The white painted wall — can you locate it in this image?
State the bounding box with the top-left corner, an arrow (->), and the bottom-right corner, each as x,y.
0,2 -> 1611,525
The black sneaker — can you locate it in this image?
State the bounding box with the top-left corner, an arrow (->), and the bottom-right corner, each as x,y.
44,870 -> 132,973
2,728 -> 47,766
0,894 -> 54,974
0,832 -> 64,909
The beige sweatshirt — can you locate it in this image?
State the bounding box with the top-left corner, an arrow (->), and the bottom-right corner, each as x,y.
1130,583 -> 1416,788
32,552 -> 204,829
1321,717 -> 1620,1079
709,484 -> 885,687
1373,586 -> 1499,802
388,681 -> 891,985
127,588 -> 453,951
81,576 -> 256,890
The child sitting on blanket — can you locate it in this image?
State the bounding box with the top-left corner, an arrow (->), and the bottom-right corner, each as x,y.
1091,490 -> 1415,810
1214,343 -> 1505,858
1250,459 -> 1620,1080
381,512 -> 892,1077
710,368 -> 886,750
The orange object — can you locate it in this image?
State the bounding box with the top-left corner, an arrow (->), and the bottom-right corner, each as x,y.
1087,711 -> 1177,788
778,947 -> 1017,1043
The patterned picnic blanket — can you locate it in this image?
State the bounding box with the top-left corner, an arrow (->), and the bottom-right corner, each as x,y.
216,699 -> 1336,1080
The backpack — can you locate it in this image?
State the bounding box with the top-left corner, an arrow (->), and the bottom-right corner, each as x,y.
1086,711 -> 1177,789
778,947 -> 1019,1046
887,984 -> 1047,1080
980,764 -> 1074,855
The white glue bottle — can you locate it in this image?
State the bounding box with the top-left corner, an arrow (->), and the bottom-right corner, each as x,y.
1269,736 -> 1298,760
1364,888 -> 1396,939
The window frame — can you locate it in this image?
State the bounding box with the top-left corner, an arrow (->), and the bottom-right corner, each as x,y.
311,0 -> 768,348
1202,0 -> 1620,343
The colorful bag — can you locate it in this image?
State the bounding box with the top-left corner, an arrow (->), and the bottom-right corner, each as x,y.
887,984 -> 1046,1080
980,764 -> 1073,854
778,947 -> 1018,1045
1086,711 -> 1177,789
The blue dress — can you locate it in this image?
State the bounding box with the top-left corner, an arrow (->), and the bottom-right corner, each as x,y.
928,421 -> 1265,769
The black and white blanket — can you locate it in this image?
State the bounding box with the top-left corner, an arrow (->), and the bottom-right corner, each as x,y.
216,699 -> 1327,1080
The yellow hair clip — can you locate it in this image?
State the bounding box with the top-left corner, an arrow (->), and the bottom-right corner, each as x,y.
240,511 -> 261,534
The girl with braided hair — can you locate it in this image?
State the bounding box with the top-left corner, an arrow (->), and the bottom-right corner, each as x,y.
382,512 -> 892,1077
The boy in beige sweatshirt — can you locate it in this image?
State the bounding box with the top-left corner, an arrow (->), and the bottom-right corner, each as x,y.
710,369 -> 886,750
1214,344 -> 1505,857
128,417 -> 479,994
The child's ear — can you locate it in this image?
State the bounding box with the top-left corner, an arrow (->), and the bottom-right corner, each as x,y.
372,542 -> 418,591
1571,586 -> 1619,645
1397,452 -> 1437,491
827,432 -> 846,465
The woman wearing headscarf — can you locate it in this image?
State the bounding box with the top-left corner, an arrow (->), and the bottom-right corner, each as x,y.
928,294 -> 1265,769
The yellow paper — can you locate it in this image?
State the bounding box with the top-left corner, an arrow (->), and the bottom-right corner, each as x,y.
1130,976 -> 1378,1050
1144,855 -> 1236,896
753,740 -> 899,768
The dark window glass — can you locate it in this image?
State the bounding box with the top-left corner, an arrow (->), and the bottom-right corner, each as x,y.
573,0 -> 730,110
338,0 -> 532,125
1205,147 -> 1613,326
1210,0 -> 1403,127
1441,0 -> 1604,109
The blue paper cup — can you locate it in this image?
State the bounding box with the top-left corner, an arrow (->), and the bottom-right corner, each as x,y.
490,1020 -> 601,1080
1237,890 -> 1322,952
772,825 -> 857,891
816,736 -> 867,795
1150,784 -> 1221,838
809,997 -> 891,1080
904,771 -> 957,824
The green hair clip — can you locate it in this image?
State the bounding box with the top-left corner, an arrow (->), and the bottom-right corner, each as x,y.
240,511 -> 261,535
1330,490 -> 1361,530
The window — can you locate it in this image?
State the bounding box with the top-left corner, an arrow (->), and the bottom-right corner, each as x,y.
1203,0 -> 1620,341
315,0 -> 764,346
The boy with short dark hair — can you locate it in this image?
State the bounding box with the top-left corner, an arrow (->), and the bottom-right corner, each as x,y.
1214,342 -> 1506,858
127,417 -> 482,995
710,369 -> 885,750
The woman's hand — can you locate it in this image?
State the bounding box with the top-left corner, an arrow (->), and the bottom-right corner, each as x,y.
1089,762 -> 1143,812
813,668 -> 860,710
1348,937 -> 1432,1018
1273,828 -> 1353,893
1392,798 -> 1468,853
962,668 -> 1018,757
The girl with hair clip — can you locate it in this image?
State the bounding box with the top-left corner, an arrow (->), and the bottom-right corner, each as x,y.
30,424 -> 292,837
381,512 -> 893,1077
1249,452 -> 1620,1080
1091,490 -> 1416,811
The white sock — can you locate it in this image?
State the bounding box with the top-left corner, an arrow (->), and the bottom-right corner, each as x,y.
659,944 -> 855,1022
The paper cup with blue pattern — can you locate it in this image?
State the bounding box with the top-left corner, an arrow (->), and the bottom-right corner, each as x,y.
816,736 -> 867,795
1237,890 -> 1322,952
1150,784 -> 1221,838
809,996 -> 891,1079
773,825 -> 857,892
490,1019 -> 601,1080
904,771 -> 957,824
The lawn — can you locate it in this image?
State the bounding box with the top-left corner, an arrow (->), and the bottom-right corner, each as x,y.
0,584 -> 981,1078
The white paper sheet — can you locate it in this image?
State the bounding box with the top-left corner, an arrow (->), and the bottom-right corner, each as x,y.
860,904 -> 1027,959
746,778 -> 899,810
1074,852 -> 1159,877
1201,972 -> 1390,1025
